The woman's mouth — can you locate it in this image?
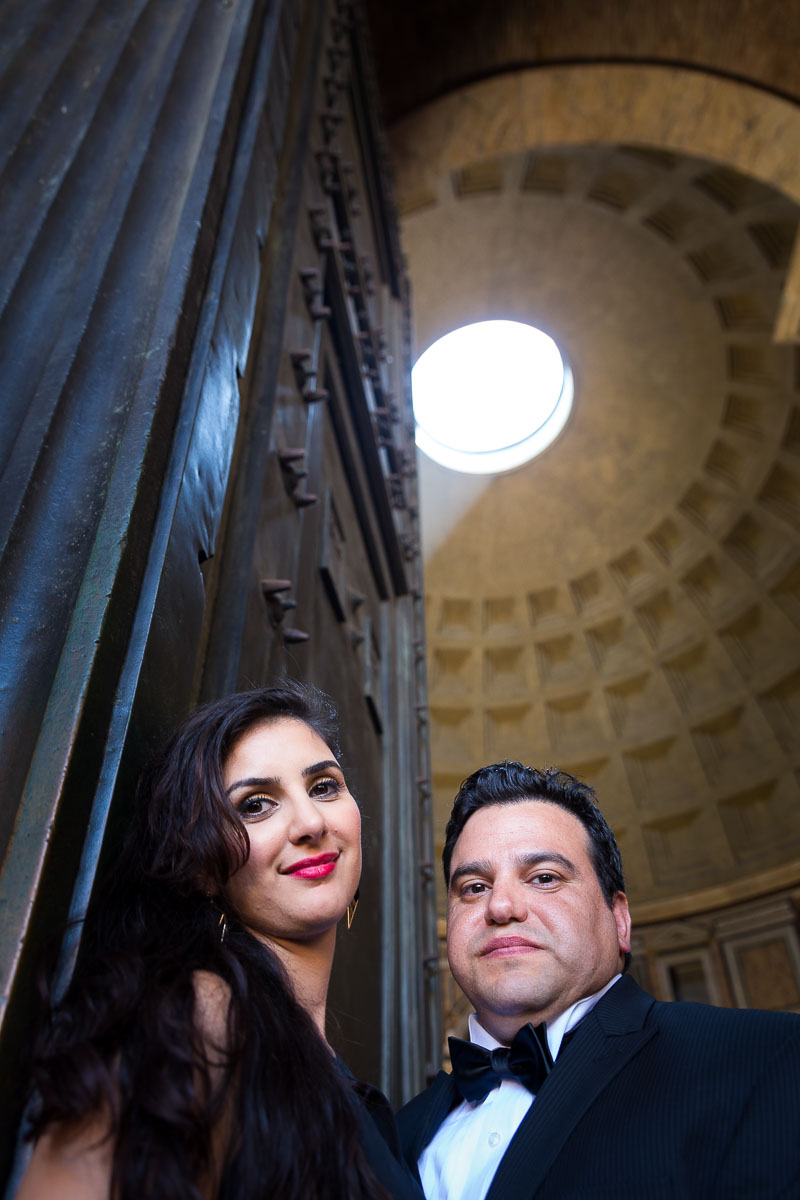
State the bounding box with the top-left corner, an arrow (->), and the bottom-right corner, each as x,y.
283,852 -> 339,879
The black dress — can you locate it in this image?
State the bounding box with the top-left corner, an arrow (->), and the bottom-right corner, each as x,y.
344,1068 -> 425,1200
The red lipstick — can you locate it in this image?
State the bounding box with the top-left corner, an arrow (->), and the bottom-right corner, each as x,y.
283,852 -> 339,879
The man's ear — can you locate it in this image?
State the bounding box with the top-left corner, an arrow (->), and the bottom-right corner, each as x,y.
613,892 -> 632,956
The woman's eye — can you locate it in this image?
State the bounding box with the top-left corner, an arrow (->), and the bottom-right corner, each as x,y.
238,794 -> 275,818
309,776 -> 342,799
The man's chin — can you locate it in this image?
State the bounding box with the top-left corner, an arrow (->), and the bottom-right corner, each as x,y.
473,983 -> 560,1027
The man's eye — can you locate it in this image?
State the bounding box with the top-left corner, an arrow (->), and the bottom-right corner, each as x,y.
461,881 -> 488,896
532,872 -> 558,886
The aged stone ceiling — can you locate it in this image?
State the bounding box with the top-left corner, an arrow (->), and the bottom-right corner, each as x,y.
402,141 -> 800,918
363,1 -> 800,922
365,0 -> 800,123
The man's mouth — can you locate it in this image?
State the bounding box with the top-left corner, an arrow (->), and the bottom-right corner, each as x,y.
480,936 -> 542,957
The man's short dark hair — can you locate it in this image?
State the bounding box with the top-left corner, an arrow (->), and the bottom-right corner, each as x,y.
442,761 -> 626,908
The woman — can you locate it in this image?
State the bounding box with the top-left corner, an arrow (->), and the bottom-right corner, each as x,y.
18,682 -> 420,1199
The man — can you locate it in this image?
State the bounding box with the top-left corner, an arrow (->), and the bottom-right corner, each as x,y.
398,762 -> 800,1199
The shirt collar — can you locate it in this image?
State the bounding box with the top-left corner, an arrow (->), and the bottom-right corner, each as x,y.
467,973 -> 621,1060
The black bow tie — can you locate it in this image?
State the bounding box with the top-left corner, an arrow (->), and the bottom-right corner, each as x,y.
448,1022 -> 554,1104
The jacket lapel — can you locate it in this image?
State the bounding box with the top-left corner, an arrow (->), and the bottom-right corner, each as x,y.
485,976 -> 657,1200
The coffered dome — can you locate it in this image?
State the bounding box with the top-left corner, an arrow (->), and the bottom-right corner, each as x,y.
402,141 -> 800,917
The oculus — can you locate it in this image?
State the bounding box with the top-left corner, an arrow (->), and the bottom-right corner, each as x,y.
412,320 -> 573,474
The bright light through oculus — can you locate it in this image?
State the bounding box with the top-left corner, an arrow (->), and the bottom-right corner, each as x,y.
412,320 -> 573,474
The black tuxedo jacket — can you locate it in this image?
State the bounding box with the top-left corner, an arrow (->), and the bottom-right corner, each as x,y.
397,975 -> 800,1199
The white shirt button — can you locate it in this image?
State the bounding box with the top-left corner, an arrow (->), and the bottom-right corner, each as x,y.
488,1132 -> 501,1147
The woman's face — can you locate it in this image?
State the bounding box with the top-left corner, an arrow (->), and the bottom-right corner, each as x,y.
220,718 -> 361,946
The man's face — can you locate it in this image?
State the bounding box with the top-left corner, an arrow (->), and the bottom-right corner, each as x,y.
446,800 -> 631,1043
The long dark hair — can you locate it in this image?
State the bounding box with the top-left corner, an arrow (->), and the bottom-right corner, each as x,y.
28,682 -> 386,1199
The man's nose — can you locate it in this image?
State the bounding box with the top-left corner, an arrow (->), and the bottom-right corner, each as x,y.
485,877 -> 528,924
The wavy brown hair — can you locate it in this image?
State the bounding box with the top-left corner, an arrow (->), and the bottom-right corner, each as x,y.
28,683 -> 387,1200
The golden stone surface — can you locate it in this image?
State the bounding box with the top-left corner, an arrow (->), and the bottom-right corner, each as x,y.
397,126 -> 800,916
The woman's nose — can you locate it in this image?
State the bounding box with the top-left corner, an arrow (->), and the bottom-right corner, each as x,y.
288,792 -> 327,842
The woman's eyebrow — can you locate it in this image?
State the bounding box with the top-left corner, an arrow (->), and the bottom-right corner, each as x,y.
225,761 -> 340,795
302,759 -> 341,777
225,775 -> 278,795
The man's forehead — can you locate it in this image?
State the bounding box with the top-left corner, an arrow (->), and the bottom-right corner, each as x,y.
451,798 -> 591,861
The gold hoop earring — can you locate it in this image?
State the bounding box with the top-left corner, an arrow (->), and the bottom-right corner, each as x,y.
345,889 -> 360,931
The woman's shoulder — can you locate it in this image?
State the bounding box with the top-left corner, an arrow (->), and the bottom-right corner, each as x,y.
192,969 -> 232,1052
16,1114 -> 115,1200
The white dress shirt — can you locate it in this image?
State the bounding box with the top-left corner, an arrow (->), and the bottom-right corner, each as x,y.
418,976 -> 620,1200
